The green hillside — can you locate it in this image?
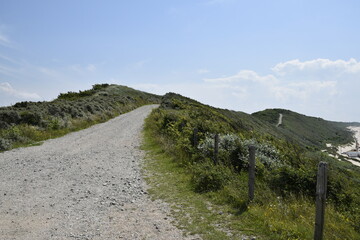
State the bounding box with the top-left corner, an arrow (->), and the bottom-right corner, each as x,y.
144,92 -> 360,239
252,108 -> 354,148
0,84 -> 160,151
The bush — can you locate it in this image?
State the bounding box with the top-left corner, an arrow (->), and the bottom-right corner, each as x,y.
20,111 -> 42,126
0,138 -> 11,151
3,126 -> 22,141
0,120 -> 10,129
191,161 -> 232,193
92,83 -> 109,90
0,110 -> 21,124
47,118 -> 63,130
269,165 -> 316,197
197,134 -> 282,172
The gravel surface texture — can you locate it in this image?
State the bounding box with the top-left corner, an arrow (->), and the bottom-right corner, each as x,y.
0,105 -> 200,240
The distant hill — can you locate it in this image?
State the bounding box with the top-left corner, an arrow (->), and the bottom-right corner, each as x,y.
162,93 -> 355,149
252,108 -> 355,148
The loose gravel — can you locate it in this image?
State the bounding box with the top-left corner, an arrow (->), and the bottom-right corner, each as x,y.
0,105 -> 200,240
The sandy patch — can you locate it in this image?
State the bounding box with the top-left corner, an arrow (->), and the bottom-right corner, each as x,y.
335,126 -> 360,166
337,126 -> 360,153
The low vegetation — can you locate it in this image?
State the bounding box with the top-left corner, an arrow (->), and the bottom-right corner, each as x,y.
0,84 -> 160,151
253,108 -> 354,148
143,92 -> 360,239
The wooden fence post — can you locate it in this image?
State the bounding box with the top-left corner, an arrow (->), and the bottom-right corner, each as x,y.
314,162 -> 328,240
193,128 -> 198,147
214,134 -> 219,164
248,145 -> 256,202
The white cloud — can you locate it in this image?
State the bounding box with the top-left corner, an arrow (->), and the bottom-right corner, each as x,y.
197,68 -> 210,74
204,70 -> 278,85
202,58 -> 360,121
204,60 -> 347,102
0,24 -> 14,48
127,59 -> 150,70
0,34 -> 9,46
0,64 -> 18,78
130,58 -> 358,121
87,64 -> 96,72
69,64 -> 97,73
272,58 -> 360,76
270,80 -> 338,101
0,82 -> 41,100
0,54 -> 22,65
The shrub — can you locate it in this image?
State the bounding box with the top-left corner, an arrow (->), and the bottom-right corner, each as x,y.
197,134 -> 282,172
191,161 -> 232,193
47,118 -> 63,130
20,111 -> 42,126
0,120 -> 10,129
13,101 -> 30,108
92,83 -> 109,90
245,139 -> 282,170
0,138 -> 11,151
0,110 -> 21,124
3,126 -> 22,141
269,165 -> 316,197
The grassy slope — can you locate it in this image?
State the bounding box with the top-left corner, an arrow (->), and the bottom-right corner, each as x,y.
143,92 -> 360,239
163,93 -> 354,149
0,84 -> 161,151
252,109 -> 354,148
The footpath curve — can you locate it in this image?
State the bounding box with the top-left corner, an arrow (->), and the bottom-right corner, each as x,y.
0,105 -> 199,240
276,113 -> 283,127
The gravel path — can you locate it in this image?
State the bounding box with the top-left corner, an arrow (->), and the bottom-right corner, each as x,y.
0,105 -> 200,240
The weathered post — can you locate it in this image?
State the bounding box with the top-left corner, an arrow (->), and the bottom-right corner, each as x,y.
214,134 -> 219,164
193,128 -> 198,147
314,162 -> 328,240
248,145 -> 256,202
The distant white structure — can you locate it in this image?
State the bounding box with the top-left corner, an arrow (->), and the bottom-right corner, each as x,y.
345,151 -> 360,158
342,140 -> 360,158
344,139 -> 359,158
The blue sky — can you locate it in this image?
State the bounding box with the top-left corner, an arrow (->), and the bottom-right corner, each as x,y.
1,0 -> 360,122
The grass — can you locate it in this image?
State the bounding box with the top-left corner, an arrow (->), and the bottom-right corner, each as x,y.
142,109 -> 360,240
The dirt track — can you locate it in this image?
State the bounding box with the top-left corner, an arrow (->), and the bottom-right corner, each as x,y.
0,105 -> 200,240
